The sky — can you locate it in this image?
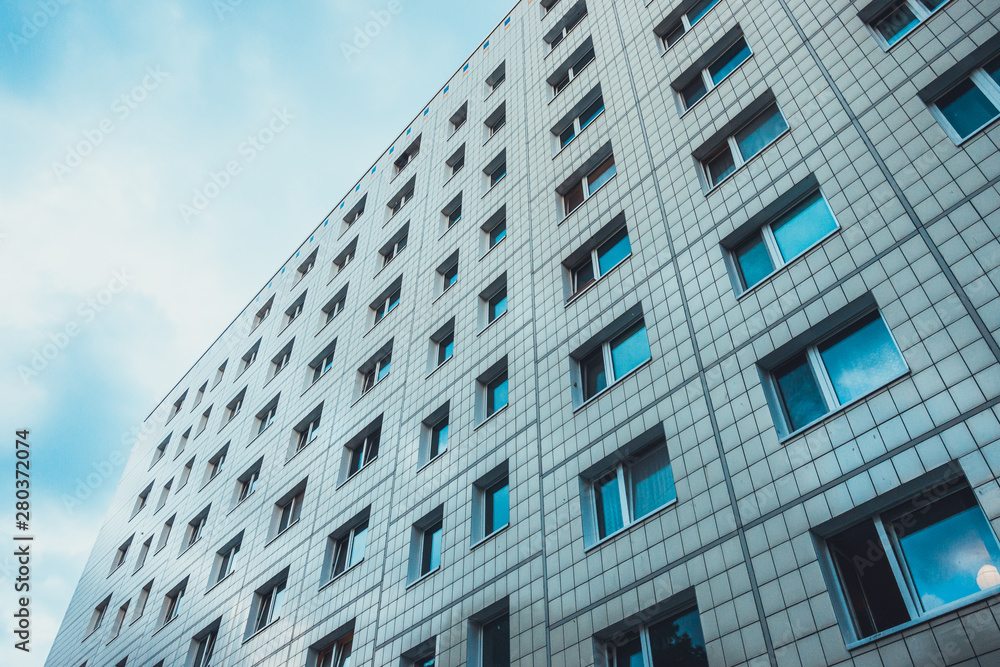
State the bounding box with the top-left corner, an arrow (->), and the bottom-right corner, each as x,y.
0,1 -> 511,663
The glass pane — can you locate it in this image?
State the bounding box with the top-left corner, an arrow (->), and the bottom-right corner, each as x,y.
560,125 -> 576,147
610,323 -> 651,380
614,634 -> 644,667
579,97 -> 605,129
488,376 -> 509,414
936,78 -> 1000,140
422,523 -> 441,574
594,472 -> 624,538
917,0 -> 947,10
332,538 -> 349,576
581,348 -> 607,400
892,487 -> 1000,613
663,23 -> 684,48
586,156 -> 617,195
490,221 -> 506,246
629,445 -> 676,520
481,614 -> 510,667
490,291 -> 507,321
597,227 -> 632,275
735,106 -> 788,160
682,77 -> 708,109
874,2 -> 919,46
774,355 -> 827,432
349,523 -> 367,567
771,191 -> 838,262
564,181 -> 585,214
648,608 -> 709,667
819,313 -> 907,406
687,0 -> 720,25
485,482 -> 509,534
573,257 -> 596,292
707,146 -> 735,185
431,422 -> 448,457
439,335 -> 454,364
271,585 -> 286,622
986,56 -> 1000,87
735,233 -> 774,289
709,38 -> 752,85
573,49 -> 595,73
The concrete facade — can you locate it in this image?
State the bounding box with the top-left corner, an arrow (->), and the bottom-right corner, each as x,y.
47,0 -> 1000,665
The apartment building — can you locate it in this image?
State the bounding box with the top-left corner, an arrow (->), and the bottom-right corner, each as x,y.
46,0 -> 1000,665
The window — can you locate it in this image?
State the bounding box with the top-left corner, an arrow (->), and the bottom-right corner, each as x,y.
388,177 -> 416,219
179,458 -> 194,489
409,506 -> 444,582
485,102 -> 506,138
176,428 -> 190,458
566,220 -> 631,299
360,344 -> 393,395
655,0 -> 722,49
87,597 -> 110,636
184,507 -> 210,550
422,405 -> 450,464
236,460 -> 262,503
438,333 -> 455,365
371,279 -> 402,326
700,99 -> 788,188
561,148 -> 616,216
541,0 -> 561,15
343,195 -> 366,227
725,180 -> 838,294
676,33 -> 752,111
473,463 -> 509,544
318,634 -> 353,667
226,389 -> 245,423
327,511 -> 370,580
926,55 -> 1000,143
437,251 -> 459,295
285,292 -> 306,326
275,489 -> 304,534
133,581 -> 153,622
296,249 -> 317,282
192,382 -> 207,409
484,151 -> 507,189
482,207 -> 507,253
486,61 -> 506,93
863,0 -> 947,48
294,408 -> 322,453
309,340 -> 337,384
161,579 -> 186,626
333,238 -> 358,275
155,479 -> 171,511
213,361 -> 227,388
240,340 -> 261,373
255,396 -> 279,435
821,476 -> 1000,642
550,41 -> 595,96
196,405 -> 212,436
214,532 -> 243,583
134,536 -> 152,572
430,319 -> 455,369
380,224 -> 409,267
108,600 -> 129,641
191,629 -> 217,667
394,135 -> 421,174
270,341 -> 293,378
582,431 -> 676,545
442,193 -> 463,229
168,392 -> 187,421
132,483 -> 152,518
447,144 -> 466,177
599,604 -> 708,667
345,423 -> 381,479
478,360 -> 509,421
206,445 -> 228,482
470,602 -> 510,667
250,578 -> 286,634
759,302 -> 907,438
575,312 -> 652,402
151,437 -> 168,467
252,297 -> 273,330
554,89 -> 604,150
544,0 -> 586,50
322,287 -> 347,325
450,102 -> 468,132
401,639 -> 437,667
480,274 -> 508,328
111,536 -> 133,573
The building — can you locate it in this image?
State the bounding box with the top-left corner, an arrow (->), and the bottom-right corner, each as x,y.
46,0 -> 1000,664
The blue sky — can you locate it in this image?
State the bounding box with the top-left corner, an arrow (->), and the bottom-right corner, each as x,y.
0,1 -> 510,662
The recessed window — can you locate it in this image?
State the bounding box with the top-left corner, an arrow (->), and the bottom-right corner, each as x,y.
655,0 -> 722,49
168,391 -> 187,421
450,102 -> 468,133
250,576 -> 287,635
255,396 -> 279,435
422,404 -> 450,463
196,406 -> 212,436
240,340 -> 261,374
132,483 -> 153,518
333,238 -> 358,275
481,206 -> 507,255
486,61 -> 506,93
927,56 -> 1000,143
394,135 -> 421,174
343,195 -> 366,227
561,148 -> 616,216
322,286 -> 348,325
178,458 -> 194,490
111,536 -> 133,573
485,151 -> 507,189
388,177 -> 416,219
285,292 -> 307,326
225,388 -> 246,423
271,340 -> 294,378
380,224 -> 409,268
541,0 -> 561,15
175,428 -> 190,458
87,597 -> 111,636
215,533 -> 242,583
700,99 -> 788,188
821,475 -> 1000,642
471,461 -> 511,545
574,309 -> 652,403
318,633 -> 353,667
565,220 -> 631,299
192,382 -> 206,409
544,0 -> 586,50
550,40 -> 595,96
345,421 -> 381,479
309,339 -> 337,384
252,297 -> 273,330
863,0 -> 947,48
480,273 -> 508,329
676,32 -> 752,111
160,579 -> 187,626
134,536 -> 152,572
327,512 -> 370,581
553,87 -> 604,150
151,436 -> 168,467
205,445 -> 228,484
155,479 -> 172,512
409,506 -> 444,582
191,627 -> 218,667
293,406 -> 322,453
430,319 -> 456,370
599,604 -> 708,666
437,251 -> 459,295
469,601 -> 510,667
759,300 -> 907,438
724,181 -> 838,294
442,193 -> 463,229
361,349 -> 392,395
485,102 -> 506,138
275,488 -> 304,535
480,361 -> 509,422
371,280 -> 402,327
133,581 -> 152,622
108,600 -> 129,642
401,638 -> 437,667
295,249 -> 317,282
236,459 -> 262,504
446,144 -> 466,178
184,506 -> 210,550
213,361 -> 226,388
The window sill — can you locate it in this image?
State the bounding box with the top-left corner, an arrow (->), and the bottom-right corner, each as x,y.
263,365 -> 288,388
471,523 -> 510,550
245,424 -> 274,449
406,565 -> 441,589
481,176 -> 507,199
178,537 -> 202,557
583,498 -> 678,553
314,312 -> 343,339
547,58 -> 596,106
551,109 -> 606,159
479,235 -> 507,262
734,228 -> 840,302
482,126 -> 504,148
242,618 -> 282,645
484,82 -> 504,103
205,570 -> 235,595
704,129 -> 790,195
559,172 -> 618,226
352,375 -> 390,407
373,248 -> 406,281
775,370 -> 909,443
199,473 -> 222,494
227,490 -> 256,516
474,403 -> 509,432
845,586 -> 1000,650
477,310 -> 508,337
301,370 -> 332,399
565,253 -> 631,305
425,356 -> 454,380
152,614 -> 178,638
326,265 -> 353,288
442,168 -> 464,189
284,438 -> 317,466
337,458 -> 378,490
416,450 -> 448,474
432,282 -> 458,306
872,1 -> 952,53
264,519 -> 301,549
573,357 -> 652,413
363,308 -> 398,339
127,614 -> 144,628
318,559 -> 364,593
